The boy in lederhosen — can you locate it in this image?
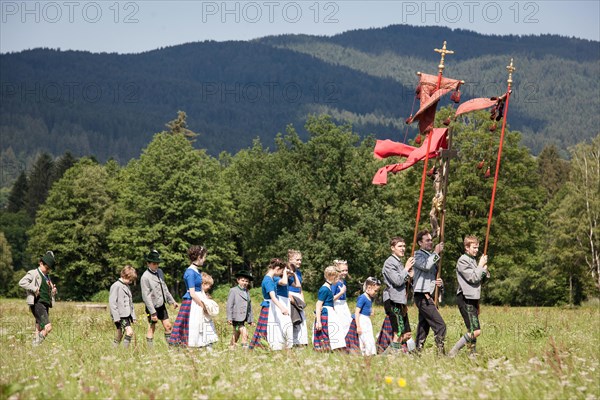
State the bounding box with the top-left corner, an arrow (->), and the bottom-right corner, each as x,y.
140,250 -> 179,346
449,235 -> 490,357
226,270 -> 254,349
19,251 -> 57,346
109,265 -> 138,347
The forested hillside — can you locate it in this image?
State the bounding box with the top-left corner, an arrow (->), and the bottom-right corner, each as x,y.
1,24 -> 598,188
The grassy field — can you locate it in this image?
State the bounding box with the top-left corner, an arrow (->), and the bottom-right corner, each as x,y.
1,297 -> 599,399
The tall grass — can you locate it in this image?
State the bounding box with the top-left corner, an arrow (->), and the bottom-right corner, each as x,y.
1,299 -> 598,399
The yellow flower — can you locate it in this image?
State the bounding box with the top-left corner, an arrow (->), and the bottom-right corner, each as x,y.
397,378 -> 407,388
384,376 -> 393,384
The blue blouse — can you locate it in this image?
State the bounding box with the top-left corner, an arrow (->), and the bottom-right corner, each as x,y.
317,284 -> 334,307
274,276 -> 289,298
288,269 -> 303,294
261,275 -> 276,307
182,266 -> 202,300
331,279 -> 347,301
356,293 -> 373,316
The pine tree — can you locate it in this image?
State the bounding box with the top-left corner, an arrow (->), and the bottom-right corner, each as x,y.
7,172 -> 28,212
25,153 -> 55,219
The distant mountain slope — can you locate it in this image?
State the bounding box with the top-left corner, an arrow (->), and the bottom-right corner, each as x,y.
1,24 -> 598,177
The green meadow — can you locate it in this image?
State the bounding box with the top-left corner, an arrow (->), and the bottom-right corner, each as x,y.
1,297 -> 599,399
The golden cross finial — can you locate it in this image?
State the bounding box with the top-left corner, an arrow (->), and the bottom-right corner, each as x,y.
506,58 -> 516,88
434,41 -> 454,74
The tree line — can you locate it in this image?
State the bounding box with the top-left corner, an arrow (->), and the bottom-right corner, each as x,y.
0,110 -> 598,305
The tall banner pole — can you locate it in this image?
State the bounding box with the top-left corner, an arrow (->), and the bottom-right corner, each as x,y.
483,59 -> 516,255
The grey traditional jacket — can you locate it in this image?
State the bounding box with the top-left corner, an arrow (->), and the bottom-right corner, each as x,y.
412,249 -> 440,294
19,268 -> 55,306
226,285 -> 253,323
140,268 -> 175,314
382,254 -> 410,304
456,254 -> 490,300
109,279 -> 136,322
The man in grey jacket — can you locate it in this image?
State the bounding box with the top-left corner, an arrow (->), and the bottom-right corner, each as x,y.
413,230 -> 446,354
19,251 -> 57,345
140,250 -> 178,346
449,235 -> 490,357
381,236 -> 415,353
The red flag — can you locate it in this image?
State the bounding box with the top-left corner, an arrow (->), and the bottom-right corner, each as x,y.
407,74 -> 462,134
373,128 -> 448,185
373,139 -> 415,159
455,97 -> 498,117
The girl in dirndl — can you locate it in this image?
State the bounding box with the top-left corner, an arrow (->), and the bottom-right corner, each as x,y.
250,258 -> 293,350
313,266 -> 346,351
345,277 -> 381,356
287,249 -> 308,346
332,259 -> 352,337
169,245 -> 207,347
196,272 -> 219,348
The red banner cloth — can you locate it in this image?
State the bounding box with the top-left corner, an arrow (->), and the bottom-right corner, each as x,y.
407,73 -> 462,134
372,128 -> 448,185
455,97 -> 498,117
373,139 -> 415,159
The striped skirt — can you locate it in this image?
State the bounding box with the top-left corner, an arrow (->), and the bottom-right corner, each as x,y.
313,308 -> 331,352
249,305 -> 270,349
313,306 -> 346,351
345,318 -> 360,354
376,315 -> 393,354
169,299 -> 192,346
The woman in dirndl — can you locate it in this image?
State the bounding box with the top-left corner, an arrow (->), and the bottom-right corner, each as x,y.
313,266 -> 346,351
250,258 -> 293,350
169,245 -> 207,347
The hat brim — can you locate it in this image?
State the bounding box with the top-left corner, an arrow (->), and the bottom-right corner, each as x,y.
235,273 -> 254,281
146,258 -> 163,263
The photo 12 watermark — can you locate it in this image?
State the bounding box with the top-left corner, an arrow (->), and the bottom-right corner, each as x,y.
200,1 -> 340,24
1,81 -> 141,104
399,1 -> 540,25
198,81 -> 340,104
1,1 -> 140,24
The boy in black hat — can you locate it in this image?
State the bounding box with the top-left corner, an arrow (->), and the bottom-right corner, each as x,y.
19,251 -> 57,345
226,270 -> 254,349
140,249 -> 179,347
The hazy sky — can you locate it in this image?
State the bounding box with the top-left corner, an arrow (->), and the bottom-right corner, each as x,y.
1,0 -> 599,53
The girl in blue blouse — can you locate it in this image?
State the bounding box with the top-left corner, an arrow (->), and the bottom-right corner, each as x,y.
313,266 -> 346,351
287,249 -> 308,346
354,277 -> 381,356
250,258 -> 292,350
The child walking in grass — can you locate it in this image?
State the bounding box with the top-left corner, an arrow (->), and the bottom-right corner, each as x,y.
346,277 -> 381,356
226,270 -> 254,349
109,265 -> 137,348
140,249 -> 179,347
313,266 -> 346,351
19,251 -> 57,346
196,272 -> 220,349
287,249 -> 308,346
250,258 -> 292,350
332,259 -> 352,337
449,235 -> 490,357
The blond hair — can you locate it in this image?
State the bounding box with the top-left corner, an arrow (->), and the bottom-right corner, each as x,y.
287,249 -> 302,259
201,272 -> 214,287
464,235 -> 480,248
324,265 -> 339,281
120,265 -> 137,281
